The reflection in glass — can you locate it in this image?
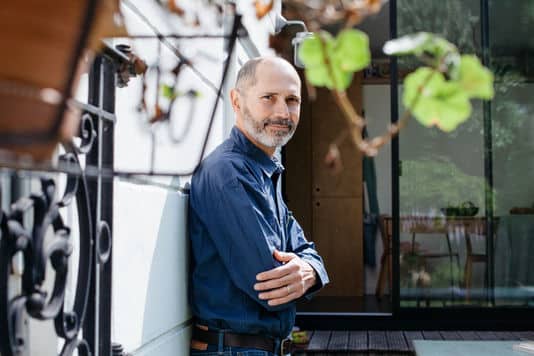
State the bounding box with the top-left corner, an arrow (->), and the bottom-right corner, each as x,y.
397,0 -> 534,307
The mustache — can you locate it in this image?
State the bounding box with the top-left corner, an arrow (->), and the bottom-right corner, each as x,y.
263,118 -> 294,128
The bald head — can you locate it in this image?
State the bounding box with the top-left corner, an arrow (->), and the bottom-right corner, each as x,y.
235,56 -> 300,92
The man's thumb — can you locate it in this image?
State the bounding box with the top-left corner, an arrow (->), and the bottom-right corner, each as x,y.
273,250 -> 294,262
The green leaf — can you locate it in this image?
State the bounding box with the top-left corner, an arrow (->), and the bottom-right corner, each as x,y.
299,30 -> 370,91
404,67 -> 472,132
457,55 -> 494,99
161,84 -> 175,99
298,33 -> 326,67
330,65 -> 354,90
422,36 -> 457,61
305,66 -> 334,89
383,32 -> 432,56
384,32 -> 458,71
442,52 -> 461,81
332,29 -> 371,72
299,32 -> 333,88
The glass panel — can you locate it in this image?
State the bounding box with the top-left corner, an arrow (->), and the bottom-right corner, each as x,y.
490,0 -> 534,306
397,0 -> 534,308
397,0 -> 488,307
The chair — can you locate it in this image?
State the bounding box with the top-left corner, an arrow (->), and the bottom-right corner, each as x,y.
375,215 -> 490,301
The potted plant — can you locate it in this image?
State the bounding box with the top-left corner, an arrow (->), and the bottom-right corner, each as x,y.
0,0 -> 127,161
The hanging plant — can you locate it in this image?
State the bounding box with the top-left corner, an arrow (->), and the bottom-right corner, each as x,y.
0,0 -> 128,161
270,0 -> 494,172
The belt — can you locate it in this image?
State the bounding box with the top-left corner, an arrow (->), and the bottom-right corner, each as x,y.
192,326 -> 292,355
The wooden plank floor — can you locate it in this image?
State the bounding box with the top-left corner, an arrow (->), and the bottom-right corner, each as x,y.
292,330 -> 534,355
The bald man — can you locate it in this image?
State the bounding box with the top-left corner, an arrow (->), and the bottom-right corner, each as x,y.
189,57 -> 329,356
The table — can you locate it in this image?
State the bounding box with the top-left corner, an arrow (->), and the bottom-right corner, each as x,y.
375,216 -> 488,300
414,340 -> 527,356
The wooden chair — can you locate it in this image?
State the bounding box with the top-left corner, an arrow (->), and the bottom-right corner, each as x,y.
375,215 -> 491,301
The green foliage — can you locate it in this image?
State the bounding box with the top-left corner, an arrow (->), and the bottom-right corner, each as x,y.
160,85 -> 202,100
403,67 -> 472,131
333,29 -> 371,72
300,24 -> 494,133
430,262 -> 464,289
458,55 -> 494,99
391,34 -> 494,131
383,32 -> 459,73
161,84 -> 175,99
397,0 -> 479,56
399,157 -> 493,213
298,29 -> 370,90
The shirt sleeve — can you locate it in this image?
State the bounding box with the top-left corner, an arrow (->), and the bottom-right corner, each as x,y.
286,211 -> 329,299
192,169 -> 294,312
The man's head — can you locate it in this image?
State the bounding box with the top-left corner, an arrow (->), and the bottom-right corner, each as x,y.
230,56 -> 301,156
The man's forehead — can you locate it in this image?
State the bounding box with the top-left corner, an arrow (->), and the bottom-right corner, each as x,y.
256,59 -> 300,81
252,60 -> 301,94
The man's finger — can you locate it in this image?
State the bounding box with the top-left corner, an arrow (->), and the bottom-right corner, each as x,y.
254,274 -> 296,291
258,284 -> 292,300
273,250 -> 297,263
256,262 -> 295,281
266,292 -> 299,306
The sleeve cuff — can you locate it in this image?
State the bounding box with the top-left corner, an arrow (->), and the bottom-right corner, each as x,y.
301,258 -> 329,300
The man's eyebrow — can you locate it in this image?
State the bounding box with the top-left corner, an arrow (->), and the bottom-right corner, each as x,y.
258,92 -> 301,100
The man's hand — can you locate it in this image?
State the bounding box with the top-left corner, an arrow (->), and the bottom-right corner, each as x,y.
254,250 -> 317,306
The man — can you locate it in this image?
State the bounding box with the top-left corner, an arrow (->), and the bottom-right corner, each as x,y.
189,56 -> 329,356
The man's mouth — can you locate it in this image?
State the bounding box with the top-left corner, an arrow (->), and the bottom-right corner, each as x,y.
267,123 -> 290,130
264,120 -> 292,131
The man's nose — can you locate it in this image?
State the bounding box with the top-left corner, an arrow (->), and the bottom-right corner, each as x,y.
272,99 -> 290,118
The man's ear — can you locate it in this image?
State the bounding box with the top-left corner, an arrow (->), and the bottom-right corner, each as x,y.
230,88 -> 241,113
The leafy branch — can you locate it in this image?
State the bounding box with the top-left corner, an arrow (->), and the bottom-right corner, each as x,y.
288,1 -> 494,167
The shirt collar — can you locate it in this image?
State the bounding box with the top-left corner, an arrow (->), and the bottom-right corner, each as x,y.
230,126 -> 285,178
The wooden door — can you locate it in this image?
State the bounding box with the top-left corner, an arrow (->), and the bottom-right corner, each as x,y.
285,72 -> 363,297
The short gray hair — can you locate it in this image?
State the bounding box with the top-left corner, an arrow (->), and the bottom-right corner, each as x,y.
235,57 -> 264,91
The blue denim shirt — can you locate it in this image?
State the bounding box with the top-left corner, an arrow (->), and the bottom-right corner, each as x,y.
189,126 -> 329,339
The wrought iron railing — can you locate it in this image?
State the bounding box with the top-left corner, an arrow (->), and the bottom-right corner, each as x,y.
0,48 -> 127,356
0,9 -> 244,355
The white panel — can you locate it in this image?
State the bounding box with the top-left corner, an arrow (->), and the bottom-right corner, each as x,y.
363,84 -> 391,295
131,325 -> 192,356
112,182 -> 191,352
363,84 -> 392,216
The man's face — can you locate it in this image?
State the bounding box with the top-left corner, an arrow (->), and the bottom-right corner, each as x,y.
237,60 -> 301,150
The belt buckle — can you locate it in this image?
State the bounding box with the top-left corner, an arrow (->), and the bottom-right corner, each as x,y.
280,338 -> 291,355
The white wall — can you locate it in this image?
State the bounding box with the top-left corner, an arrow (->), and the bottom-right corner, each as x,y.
112,182 -> 191,355
110,1 -> 279,355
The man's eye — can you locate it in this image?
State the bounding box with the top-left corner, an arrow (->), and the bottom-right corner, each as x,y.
288,98 -> 300,104
262,95 -> 273,100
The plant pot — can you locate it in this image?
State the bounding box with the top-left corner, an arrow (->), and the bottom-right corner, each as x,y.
0,0 -> 127,161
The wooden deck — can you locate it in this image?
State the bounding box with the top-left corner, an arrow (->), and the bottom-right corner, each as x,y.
292,330 -> 534,355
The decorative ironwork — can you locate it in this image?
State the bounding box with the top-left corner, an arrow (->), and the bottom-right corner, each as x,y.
74,113 -> 98,155
0,44 -> 132,356
0,8 -> 243,355
0,162 -> 93,356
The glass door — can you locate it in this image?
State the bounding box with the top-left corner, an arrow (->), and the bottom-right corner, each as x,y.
395,0 -> 534,311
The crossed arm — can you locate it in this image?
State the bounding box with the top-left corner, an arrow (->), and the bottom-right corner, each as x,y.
255,249 -> 318,306
194,173 -> 328,310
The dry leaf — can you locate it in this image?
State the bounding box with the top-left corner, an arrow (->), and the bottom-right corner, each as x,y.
150,104 -> 166,123
132,57 -> 148,75
324,144 -> 343,175
365,0 -> 384,14
254,0 -> 274,19
168,0 -> 186,16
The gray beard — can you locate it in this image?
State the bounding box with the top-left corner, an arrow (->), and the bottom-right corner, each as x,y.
241,107 -> 296,148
